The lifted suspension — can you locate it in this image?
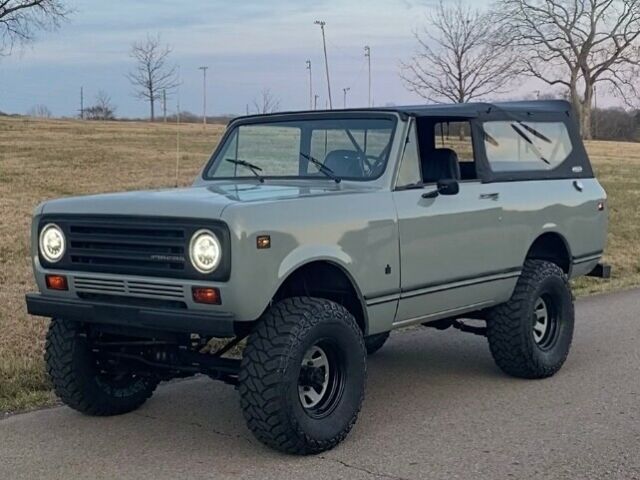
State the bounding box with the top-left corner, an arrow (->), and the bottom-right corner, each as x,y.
423,318 -> 487,337
93,335 -> 246,385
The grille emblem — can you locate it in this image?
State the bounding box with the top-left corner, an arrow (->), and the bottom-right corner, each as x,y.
149,254 -> 185,262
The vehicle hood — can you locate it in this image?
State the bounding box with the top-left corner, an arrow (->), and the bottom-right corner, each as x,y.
39,181 -> 374,219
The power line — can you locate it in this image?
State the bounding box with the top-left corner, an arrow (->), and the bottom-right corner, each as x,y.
314,20 -> 332,109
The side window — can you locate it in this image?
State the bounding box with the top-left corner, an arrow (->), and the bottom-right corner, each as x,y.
482,121 -> 573,172
434,121 -> 477,180
396,122 -> 422,187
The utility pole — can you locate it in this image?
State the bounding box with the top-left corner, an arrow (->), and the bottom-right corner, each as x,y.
306,60 -> 313,110
79,87 -> 84,120
198,66 -> 209,127
364,46 -> 371,108
175,96 -> 181,188
593,84 -> 598,140
343,87 -> 350,109
314,94 -> 319,110
163,89 -> 167,122
314,20 -> 332,109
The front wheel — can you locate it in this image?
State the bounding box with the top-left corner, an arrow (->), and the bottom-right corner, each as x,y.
45,319 -> 159,416
486,260 -> 574,379
238,297 -> 366,455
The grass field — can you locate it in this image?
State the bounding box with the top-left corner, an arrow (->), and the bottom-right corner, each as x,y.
1,116 -> 639,413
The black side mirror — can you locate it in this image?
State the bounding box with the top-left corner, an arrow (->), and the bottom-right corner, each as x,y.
422,179 -> 459,199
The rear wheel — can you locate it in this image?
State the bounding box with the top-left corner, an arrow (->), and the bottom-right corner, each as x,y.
238,297 -> 366,455
486,260 -> 574,379
45,318 -> 159,416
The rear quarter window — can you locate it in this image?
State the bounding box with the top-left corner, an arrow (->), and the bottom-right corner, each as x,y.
482,121 -> 573,173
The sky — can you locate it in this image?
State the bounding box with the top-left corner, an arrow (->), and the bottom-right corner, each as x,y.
0,0 -> 564,118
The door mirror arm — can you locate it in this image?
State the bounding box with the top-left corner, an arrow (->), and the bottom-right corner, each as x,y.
421,179 -> 459,199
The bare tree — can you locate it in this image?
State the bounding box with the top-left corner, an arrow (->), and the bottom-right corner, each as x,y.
0,0 -> 70,55
400,1 -> 520,106
85,90 -> 116,120
27,104 -> 51,118
126,34 -> 179,121
494,0 -> 640,139
252,88 -> 281,114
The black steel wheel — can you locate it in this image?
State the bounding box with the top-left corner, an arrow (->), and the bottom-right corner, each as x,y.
238,297 -> 366,455
487,260 -> 574,379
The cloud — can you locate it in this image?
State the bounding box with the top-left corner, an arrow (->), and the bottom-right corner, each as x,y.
2,0 -> 486,116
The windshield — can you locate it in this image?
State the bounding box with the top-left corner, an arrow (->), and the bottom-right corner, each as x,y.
205,117 -> 396,181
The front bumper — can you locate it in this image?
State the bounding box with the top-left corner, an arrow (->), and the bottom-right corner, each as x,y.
25,293 -> 236,337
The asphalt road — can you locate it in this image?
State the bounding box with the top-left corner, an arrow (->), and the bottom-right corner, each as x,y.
1,289 -> 639,480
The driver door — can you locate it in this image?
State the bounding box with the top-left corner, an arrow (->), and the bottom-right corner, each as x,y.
392,120 -> 518,326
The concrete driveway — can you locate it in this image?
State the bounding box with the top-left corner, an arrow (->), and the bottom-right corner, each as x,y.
1,289 -> 639,480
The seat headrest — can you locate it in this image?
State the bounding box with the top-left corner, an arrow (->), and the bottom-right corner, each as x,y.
323,150 -> 364,178
422,148 -> 461,183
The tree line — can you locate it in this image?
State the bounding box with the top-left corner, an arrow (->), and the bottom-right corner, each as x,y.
402,0 -> 640,140
3,1 -> 640,140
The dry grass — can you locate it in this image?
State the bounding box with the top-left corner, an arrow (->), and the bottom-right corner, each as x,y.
574,140 -> 640,294
0,117 -> 224,413
0,117 -> 638,413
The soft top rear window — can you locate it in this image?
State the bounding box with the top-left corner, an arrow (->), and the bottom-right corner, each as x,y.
482,121 -> 574,173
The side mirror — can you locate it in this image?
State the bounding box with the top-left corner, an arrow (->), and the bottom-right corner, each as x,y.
422,179 -> 459,199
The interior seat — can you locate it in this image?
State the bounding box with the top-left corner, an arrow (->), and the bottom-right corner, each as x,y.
324,150 -> 364,178
421,148 -> 461,184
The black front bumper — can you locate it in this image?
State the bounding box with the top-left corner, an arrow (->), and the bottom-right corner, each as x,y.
25,294 -> 236,337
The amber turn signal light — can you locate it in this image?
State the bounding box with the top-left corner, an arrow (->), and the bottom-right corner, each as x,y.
257,235 -> 271,249
192,287 -> 221,305
45,274 -> 68,291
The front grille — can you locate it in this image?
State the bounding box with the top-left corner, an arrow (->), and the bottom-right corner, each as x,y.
39,215 -> 230,281
73,275 -> 185,300
67,221 -> 187,273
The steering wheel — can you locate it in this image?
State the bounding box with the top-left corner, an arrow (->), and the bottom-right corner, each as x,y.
361,153 -> 386,176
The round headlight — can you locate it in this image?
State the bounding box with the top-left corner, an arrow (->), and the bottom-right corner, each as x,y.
39,223 -> 66,263
189,229 -> 221,274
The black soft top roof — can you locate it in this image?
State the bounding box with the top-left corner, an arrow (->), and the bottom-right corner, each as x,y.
383,100 -> 572,118
233,100 -> 573,123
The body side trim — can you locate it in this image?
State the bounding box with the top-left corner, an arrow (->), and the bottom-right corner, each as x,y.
364,267 -> 521,306
392,301 -> 494,328
572,251 -> 604,265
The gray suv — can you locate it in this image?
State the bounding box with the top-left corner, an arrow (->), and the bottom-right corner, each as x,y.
26,101 -> 609,454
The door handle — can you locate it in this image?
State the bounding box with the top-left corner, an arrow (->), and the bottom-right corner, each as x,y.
479,192 -> 499,200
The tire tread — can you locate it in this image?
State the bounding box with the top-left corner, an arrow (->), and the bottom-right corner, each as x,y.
46,319 -> 158,416
238,297 -> 366,455
487,260 -> 574,379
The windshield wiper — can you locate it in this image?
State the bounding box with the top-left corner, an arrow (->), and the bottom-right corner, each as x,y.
300,152 -> 341,183
510,124 -> 551,165
225,159 -> 265,182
